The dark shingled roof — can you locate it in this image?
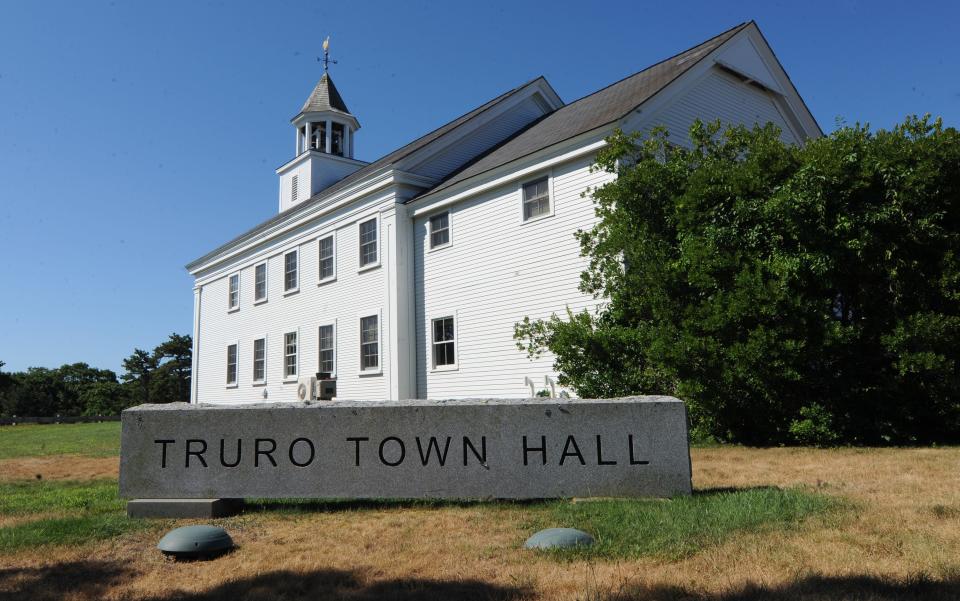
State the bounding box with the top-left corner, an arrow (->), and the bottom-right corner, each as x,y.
299,73 -> 353,116
415,21 -> 750,200
187,77 -> 546,270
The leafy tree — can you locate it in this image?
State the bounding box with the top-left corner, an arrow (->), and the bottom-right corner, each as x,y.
516,116 -> 960,445
1,368 -> 62,417
120,334 -> 192,405
80,380 -> 129,416
56,363 -> 118,415
152,333 -> 192,403
121,349 -> 157,406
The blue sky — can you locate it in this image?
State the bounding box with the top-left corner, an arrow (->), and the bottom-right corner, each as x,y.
1,0 -> 957,375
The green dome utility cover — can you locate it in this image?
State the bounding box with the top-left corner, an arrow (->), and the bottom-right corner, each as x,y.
157,525 -> 233,558
524,528 -> 595,550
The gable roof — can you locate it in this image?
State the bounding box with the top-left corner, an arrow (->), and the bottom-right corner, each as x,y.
186,76 -> 551,271
299,73 -> 353,117
414,21 -> 751,200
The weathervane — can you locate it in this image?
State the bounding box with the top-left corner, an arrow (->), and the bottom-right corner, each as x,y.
318,36 -> 337,74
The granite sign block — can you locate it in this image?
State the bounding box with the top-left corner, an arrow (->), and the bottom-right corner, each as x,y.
119,397 -> 692,499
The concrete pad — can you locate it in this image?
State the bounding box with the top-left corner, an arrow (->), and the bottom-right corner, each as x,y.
120,397 -> 692,500
127,498 -> 244,518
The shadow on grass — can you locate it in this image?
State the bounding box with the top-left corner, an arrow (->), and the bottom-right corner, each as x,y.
5,561 -> 960,601
244,497 -> 546,514
0,560 -> 530,601
607,574 -> 960,601
245,486 -> 794,514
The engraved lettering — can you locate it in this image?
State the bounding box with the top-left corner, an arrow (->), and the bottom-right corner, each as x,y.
154,439 -> 174,469
185,439 -> 208,468
379,436 -> 405,466
255,438 -> 278,467
523,435 -> 547,466
288,437 -> 315,467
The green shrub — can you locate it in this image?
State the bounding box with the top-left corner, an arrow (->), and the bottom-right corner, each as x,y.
517,116 -> 960,445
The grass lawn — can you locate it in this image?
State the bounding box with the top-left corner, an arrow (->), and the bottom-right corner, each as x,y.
0,422 -> 121,459
1,422 -> 959,600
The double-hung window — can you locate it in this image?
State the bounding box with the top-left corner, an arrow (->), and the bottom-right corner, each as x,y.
359,218 -> 378,268
318,235 -> 335,282
228,274 -> 239,310
252,338 -> 266,383
226,344 -> 238,386
254,263 -> 267,302
432,316 -> 456,368
429,212 -> 450,249
284,331 -> 298,379
284,250 -> 298,292
360,315 -> 379,371
318,324 -> 335,376
522,177 -> 551,221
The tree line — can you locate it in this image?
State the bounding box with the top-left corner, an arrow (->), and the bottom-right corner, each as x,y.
0,333 -> 191,417
516,116 -> 960,446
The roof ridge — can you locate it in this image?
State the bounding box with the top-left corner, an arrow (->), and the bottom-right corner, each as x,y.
556,21 -> 750,112
361,76 -> 550,168
410,22 -> 752,202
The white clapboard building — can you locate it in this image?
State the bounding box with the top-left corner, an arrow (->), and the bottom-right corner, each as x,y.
186,22 -> 820,403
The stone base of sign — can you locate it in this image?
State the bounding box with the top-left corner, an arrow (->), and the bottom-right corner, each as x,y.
127,498 -> 244,519
120,397 -> 693,500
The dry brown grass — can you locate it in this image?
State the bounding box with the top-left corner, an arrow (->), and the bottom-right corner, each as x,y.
3,447 -> 960,600
0,455 -> 118,482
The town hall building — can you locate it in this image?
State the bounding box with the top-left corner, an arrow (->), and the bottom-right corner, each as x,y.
186,22 -> 821,403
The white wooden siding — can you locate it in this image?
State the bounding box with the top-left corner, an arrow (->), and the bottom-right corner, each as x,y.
640,67 -> 800,146
414,154 -> 613,398
195,205 -> 390,403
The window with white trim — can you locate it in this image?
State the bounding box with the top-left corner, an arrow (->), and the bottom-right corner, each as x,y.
253,338 -> 266,383
291,174 -> 299,203
360,315 -> 379,371
284,331 -> 298,379
429,212 -> 450,249
228,274 -> 239,310
522,177 -> 550,221
254,263 -> 267,302
318,235 -> 335,281
284,250 -> 298,292
318,325 -> 335,375
432,316 -> 456,368
226,344 -> 238,386
359,218 -> 378,267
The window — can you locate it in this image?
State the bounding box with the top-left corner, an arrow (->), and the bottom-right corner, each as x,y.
254,263 -> 267,302
228,274 -> 239,310
311,122 -> 326,150
291,174 -> 299,203
226,344 -> 238,386
331,122 -> 344,156
318,325 -> 335,376
253,338 -> 266,383
359,218 -> 378,268
522,177 -> 551,221
284,250 -> 298,292
432,316 -> 456,368
360,315 -> 379,371
284,332 -> 298,379
429,212 -> 450,249
318,235 -> 335,281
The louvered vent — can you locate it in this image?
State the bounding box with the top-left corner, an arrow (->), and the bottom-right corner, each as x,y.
291,174 -> 299,203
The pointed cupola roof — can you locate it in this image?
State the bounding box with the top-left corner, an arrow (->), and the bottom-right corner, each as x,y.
300,73 -> 352,116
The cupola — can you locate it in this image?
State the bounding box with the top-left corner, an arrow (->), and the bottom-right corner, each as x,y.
276,37 -> 367,213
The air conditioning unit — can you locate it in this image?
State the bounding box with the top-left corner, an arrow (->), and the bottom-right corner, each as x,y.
317,376 -> 336,401
296,376 -> 317,401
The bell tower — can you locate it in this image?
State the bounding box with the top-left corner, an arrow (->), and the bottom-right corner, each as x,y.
277,37 -> 366,213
